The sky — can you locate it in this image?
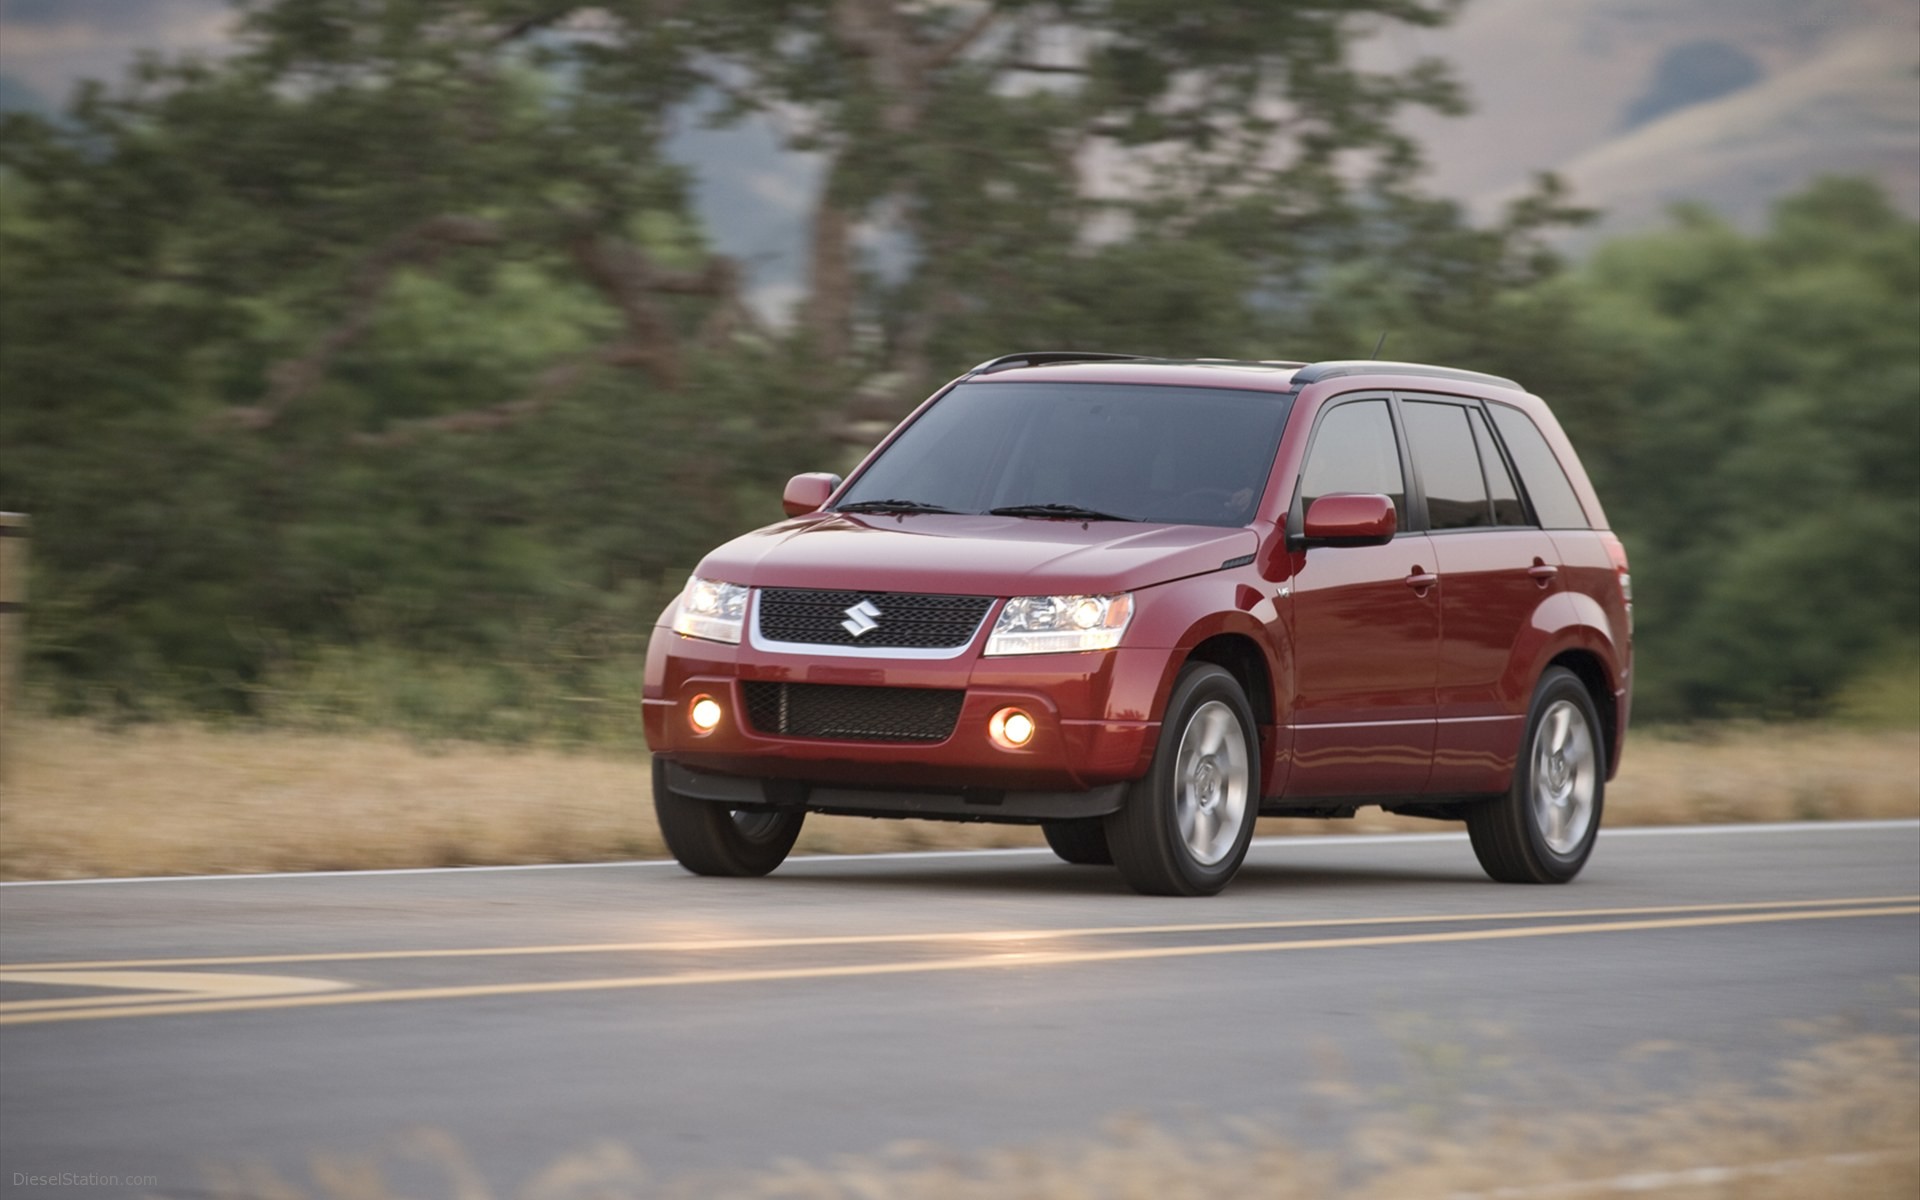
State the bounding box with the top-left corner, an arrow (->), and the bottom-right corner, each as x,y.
0,0 -> 235,105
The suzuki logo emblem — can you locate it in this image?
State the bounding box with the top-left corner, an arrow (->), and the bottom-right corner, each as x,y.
840,599 -> 882,638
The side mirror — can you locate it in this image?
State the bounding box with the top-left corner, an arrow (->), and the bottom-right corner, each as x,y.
1302,493 -> 1397,547
782,472 -> 842,517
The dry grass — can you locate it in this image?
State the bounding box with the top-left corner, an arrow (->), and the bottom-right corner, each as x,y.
1,719 -> 1914,880
197,1019 -> 1920,1199
1608,724 -> 1920,826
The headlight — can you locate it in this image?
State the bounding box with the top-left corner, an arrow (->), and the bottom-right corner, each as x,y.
984,592 -> 1134,656
670,576 -> 750,644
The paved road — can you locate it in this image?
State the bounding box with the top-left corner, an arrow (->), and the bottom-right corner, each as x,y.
2,822 -> 1916,1197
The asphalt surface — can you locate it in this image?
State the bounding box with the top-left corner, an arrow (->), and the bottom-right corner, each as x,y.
2,821 -> 1916,1197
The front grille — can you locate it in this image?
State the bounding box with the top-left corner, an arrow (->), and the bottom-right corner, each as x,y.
741,682 -> 964,743
758,588 -> 993,649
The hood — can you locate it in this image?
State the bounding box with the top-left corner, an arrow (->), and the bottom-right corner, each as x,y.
698,513 -> 1260,596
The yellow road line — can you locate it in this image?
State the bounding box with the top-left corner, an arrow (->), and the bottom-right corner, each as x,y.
3,905 -> 1910,1027
5,894 -> 1912,972
0,969 -> 351,1014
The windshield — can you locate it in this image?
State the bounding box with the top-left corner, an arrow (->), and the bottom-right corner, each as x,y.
835,382 -> 1293,527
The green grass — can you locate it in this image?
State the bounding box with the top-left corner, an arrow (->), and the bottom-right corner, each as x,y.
1834,644 -> 1920,731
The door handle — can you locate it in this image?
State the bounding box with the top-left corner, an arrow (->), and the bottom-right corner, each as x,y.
1528,561 -> 1558,585
1405,569 -> 1439,592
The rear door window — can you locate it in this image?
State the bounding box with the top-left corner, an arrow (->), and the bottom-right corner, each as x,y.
1402,400 -> 1492,530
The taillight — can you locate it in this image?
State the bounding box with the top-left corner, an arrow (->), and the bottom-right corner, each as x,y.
1603,535 -> 1632,634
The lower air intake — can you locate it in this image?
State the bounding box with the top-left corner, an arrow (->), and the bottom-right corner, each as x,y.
740,682 -> 964,743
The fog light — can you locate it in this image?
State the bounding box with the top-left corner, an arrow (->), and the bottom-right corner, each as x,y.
989,706 -> 1036,750
688,695 -> 723,734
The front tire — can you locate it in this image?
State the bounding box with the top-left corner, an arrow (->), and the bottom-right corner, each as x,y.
1106,663 -> 1261,896
652,760 -> 805,877
1467,667 -> 1605,884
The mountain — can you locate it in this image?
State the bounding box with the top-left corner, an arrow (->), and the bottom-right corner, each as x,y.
1375,0 -> 1920,238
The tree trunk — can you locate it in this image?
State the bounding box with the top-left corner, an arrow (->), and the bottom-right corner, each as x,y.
805,166 -> 858,365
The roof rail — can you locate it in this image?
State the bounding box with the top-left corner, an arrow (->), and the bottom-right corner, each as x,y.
1190,357 -> 1307,368
1291,360 -> 1523,391
968,351 -> 1145,374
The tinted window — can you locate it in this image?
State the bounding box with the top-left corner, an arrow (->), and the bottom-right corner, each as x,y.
1298,400 -> 1405,517
1469,407 -> 1527,526
837,382 -> 1292,527
1487,403 -> 1590,529
1403,401 -> 1491,530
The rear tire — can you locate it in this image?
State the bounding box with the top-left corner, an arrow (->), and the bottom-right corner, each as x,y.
1106,663 -> 1261,896
1042,818 -> 1113,865
652,760 -> 805,877
1467,667 -> 1605,884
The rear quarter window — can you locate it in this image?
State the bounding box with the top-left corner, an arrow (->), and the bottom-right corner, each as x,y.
1486,403 -> 1591,530
1468,408 -> 1528,527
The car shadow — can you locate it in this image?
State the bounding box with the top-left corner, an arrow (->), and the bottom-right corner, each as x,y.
765,856 -> 1487,896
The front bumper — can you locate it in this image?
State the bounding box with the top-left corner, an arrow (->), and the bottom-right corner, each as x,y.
664,761 -> 1128,824
643,624 -> 1166,794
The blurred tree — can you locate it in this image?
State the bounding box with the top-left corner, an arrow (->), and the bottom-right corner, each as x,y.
1573,181 -> 1920,719
0,0 -> 819,729
608,0 -> 1474,431
8,4 -> 1908,730
1303,179 -> 1920,720
1,0 -> 1495,732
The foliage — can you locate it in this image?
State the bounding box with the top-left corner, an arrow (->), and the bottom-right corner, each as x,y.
1,1 -> 1913,733
0,2 -> 833,734
2,0 -> 1483,736
1309,179 -> 1920,720
1578,182 -> 1920,718
521,0 -> 1469,393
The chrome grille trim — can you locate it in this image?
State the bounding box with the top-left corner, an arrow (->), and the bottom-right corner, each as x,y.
747,590 -> 994,659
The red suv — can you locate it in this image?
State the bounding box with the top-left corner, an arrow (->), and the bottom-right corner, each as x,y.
643,353 -> 1632,895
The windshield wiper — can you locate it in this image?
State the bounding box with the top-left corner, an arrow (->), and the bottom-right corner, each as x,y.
989,503 -> 1137,522
835,498 -> 959,515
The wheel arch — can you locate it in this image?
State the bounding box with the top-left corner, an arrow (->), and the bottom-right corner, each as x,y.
1171,617 -> 1285,796
1132,579 -> 1286,734
1519,590 -> 1626,782
1185,632 -> 1276,730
